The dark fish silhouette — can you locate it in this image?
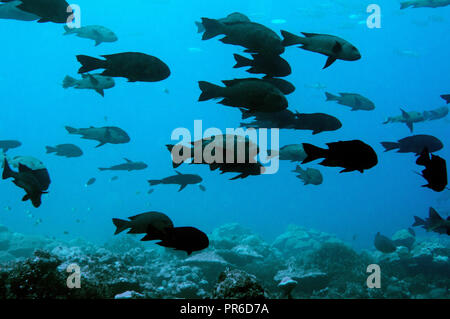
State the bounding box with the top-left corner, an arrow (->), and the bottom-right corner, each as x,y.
45,144 -> 83,158
279,144 -> 307,162
423,106 -> 449,121
112,212 -> 174,240
240,109 -> 298,129
400,0 -> 450,9
167,134 -> 261,169
62,73 -> 115,97
262,78 -> 295,95
85,177 -> 96,186
325,92 -> 375,111
412,207 -> 450,235
0,0 -> 39,21
195,12 -> 250,33
233,53 -> 291,78
99,158 -> 147,171
77,52 -> 170,82
199,79 -> 288,113
281,31 -> 361,68
65,126 -> 130,148
156,226 -> 209,255
292,165 -> 323,185
63,25 -> 118,46
201,17 -> 285,55
209,161 -> 265,180
294,112 -> 342,135
302,140 -> 378,173
2,158 -> 50,208
441,94 -> 450,104
9,0 -> 71,23
148,171 -> 203,192
381,135 -> 443,155
416,148 -> 448,192
374,232 -> 397,253
0,140 -> 21,153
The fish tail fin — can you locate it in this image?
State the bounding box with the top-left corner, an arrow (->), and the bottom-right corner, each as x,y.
325,92 -> 338,101
45,146 -> 56,154
112,218 -> 129,235
63,25 -> 77,35
381,142 -> 400,152
195,21 -> 205,33
302,143 -> 327,164
281,30 -> 304,47
412,216 -> 426,227
382,117 -> 392,124
233,54 -> 252,68
65,126 -> 78,134
198,81 -> 223,101
148,179 -> 162,186
76,55 -> 105,73
201,18 -> 225,40
62,75 -> 77,88
2,159 -> 14,180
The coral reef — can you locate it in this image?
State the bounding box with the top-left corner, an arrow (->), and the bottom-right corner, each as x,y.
213,268 -> 267,299
0,223 -> 448,299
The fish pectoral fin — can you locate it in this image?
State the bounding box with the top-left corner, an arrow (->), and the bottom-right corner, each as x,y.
406,121 -> 414,132
96,142 -> 106,148
22,194 -> 30,201
323,56 -> 337,69
178,184 -> 188,192
332,41 -> 342,53
95,89 -> 105,97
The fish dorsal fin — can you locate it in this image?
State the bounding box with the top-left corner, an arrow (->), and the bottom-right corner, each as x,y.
332,41 -> 342,53
18,163 -> 32,173
222,79 -> 243,87
124,158 -> 132,163
128,213 -> 144,220
175,170 -> 183,175
429,207 -> 443,221
400,108 -> 410,119
301,32 -> 320,37
81,74 -> 88,79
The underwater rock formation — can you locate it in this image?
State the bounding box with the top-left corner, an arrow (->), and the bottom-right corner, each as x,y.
0,223 -> 448,299
213,268 -> 267,299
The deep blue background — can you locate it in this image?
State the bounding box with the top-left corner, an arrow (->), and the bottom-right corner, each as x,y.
0,0 -> 449,249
